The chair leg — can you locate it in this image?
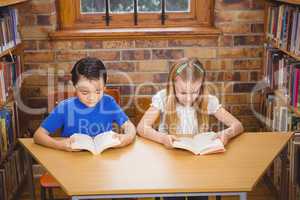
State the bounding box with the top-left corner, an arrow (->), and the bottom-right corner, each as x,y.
40,186 -> 46,200
48,188 -> 54,200
216,196 -> 221,200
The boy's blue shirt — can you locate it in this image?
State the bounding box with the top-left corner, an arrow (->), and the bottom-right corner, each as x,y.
41,94 -> 128,137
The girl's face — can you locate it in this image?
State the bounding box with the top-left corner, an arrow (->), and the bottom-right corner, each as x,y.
75,77 -> 105,107
174,76 -> 202,106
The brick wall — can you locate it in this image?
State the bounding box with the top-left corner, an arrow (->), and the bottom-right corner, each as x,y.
18,0 -> 265,132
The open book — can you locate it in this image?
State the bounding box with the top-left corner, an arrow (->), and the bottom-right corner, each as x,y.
70,131 -> 121,155
172,132 -> 225,155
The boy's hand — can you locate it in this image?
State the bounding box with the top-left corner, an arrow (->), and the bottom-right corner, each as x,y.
113,134 -> 133,148
161,135 -> 179,149
213,132 -> 230,146
56,138 -> 79,152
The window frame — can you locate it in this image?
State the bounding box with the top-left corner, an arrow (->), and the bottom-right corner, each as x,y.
56,0 -> 215,30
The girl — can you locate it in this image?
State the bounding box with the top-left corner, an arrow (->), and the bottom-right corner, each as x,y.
137,57 -> 244,150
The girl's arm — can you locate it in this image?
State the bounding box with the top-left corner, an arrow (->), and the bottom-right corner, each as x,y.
33,127 -> 75,151
213,107 -> 244,145
137,106 -> 178,148
114,120 -> 136,147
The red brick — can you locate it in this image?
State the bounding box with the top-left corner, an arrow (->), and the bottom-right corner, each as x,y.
136,40 -> 167,48
136,60 -> 168,72
56,51 -> 87,62
30,1 -> 56,14
215,0 -> 251,10
234,35 -> 264,46
19,15 -> 35,26
102,41 -> 134,49
38,41 -> 53,50
168,38 -> 218,47
233,59 -> 262,69
219,48 -> 263,58
23,40 -> 38,50
24,52 -> 55,63
105,62 -> 135,71
216,23 -> 251,34
88,51 -> 120,61
219,35 -> 233,47
152,49 -> 184,60
52,41 -> 72,50
251,23 -> 264,33
233,83 -> 256,93
122,50 -> 151,60
85,41 -> 103,49
37,15 -> 51,25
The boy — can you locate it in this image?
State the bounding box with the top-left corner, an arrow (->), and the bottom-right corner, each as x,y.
33,57 -> 136,151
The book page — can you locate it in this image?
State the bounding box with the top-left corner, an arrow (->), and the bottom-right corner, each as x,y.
94,131 -> 121,154
70,133 -> 96,154
173,132 -> 225,155
172,137 -> 199,155
193,132 -> 225,155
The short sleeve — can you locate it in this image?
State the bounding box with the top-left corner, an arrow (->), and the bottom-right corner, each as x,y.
109,97 -> 129,127
151,90 -> 166,112
207,95 -> 222,115
41,102 -> 65,134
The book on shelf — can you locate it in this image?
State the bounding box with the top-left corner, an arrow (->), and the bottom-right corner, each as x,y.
0,148 -> 30,200
0,55 -> 22,104
267,3 -> 300,55
172,132 -> 225,155
0,104 -> 20,162
0,6 -> 20,53
265,47 -> 300,108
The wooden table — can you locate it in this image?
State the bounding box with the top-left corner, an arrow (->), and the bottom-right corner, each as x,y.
19,132 -> 292,200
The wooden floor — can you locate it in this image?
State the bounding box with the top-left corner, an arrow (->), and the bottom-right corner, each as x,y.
18,177 -> 277,200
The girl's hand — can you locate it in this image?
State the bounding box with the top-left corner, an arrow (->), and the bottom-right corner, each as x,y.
214,132 -> 230,146
56,138 -> 79,152
161,135 -> 179,149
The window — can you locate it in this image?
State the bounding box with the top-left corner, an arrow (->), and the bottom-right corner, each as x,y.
56,0 -> 215,29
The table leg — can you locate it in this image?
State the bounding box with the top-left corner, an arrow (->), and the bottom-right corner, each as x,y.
27,153 -> 36,200
239,192 -> 247,200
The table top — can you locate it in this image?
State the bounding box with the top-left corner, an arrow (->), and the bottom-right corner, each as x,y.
19,132 -> 292,196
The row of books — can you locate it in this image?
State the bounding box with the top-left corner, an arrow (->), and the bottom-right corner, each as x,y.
267,3 -> 300,55
265,47 -> 300,108
0,103 -> 21,163
0,55 -> 22,104
0,148 -> 30,200
261,91 -> 300,131
0,7 -> 20,53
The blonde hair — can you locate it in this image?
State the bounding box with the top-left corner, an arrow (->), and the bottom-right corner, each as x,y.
165,57 -> 210,135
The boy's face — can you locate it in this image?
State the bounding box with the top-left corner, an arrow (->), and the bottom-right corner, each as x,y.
75,77 -> 105,107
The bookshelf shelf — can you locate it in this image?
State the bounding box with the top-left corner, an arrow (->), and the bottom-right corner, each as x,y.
0,0 -> 28,7
275,90 -> 300,117
0,43 -> 22,58
276,0 -> 300,5
267,38 -> 300,61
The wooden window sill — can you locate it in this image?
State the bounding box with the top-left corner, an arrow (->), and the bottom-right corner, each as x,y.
49,27 -> 221,40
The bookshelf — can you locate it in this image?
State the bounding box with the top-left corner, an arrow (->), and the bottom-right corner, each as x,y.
276,0 -> 300,5
0,1 -> 31,200
263,1 -> 300,200
0,0 -> 28,7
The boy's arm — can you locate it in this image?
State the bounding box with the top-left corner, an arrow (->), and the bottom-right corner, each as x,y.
114,120 -> 136,147
137,106 -> 178,148
33,127 -> 75,151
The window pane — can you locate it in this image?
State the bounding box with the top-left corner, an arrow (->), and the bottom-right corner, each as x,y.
138,0 -> 161,12
110,0 -> 134,13
81,0 -> 105,13
166,0 -> 189,12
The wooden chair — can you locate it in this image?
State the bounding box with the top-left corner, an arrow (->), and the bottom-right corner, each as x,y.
40,88 -> 121,200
